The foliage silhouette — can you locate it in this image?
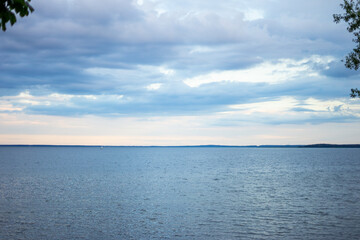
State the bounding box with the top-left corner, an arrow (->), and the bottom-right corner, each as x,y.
0,0 -> 34,31
334,0 -> 360,97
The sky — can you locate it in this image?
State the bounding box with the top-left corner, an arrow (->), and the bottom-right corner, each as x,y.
0,0 -> 360,145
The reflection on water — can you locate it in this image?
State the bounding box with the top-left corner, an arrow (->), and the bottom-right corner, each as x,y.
0,147 -> 360,239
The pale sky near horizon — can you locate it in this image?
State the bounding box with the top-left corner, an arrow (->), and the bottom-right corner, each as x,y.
1,0 -> 360,145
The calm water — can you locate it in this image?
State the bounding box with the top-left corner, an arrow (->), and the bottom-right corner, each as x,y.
0,147 -> 360,239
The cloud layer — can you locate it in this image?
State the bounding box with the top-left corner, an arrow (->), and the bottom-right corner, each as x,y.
1,0 -> 360,144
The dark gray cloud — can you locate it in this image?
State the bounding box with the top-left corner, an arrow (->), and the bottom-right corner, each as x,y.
321,61 -> 360,78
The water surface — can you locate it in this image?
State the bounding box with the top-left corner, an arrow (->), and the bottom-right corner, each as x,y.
0,147 -> 360,239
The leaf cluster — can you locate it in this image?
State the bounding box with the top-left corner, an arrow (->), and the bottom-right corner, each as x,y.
350,88 -> 360,97
334,0 -> 360,98
334,0 -> 360,70
0,0 -> 34,31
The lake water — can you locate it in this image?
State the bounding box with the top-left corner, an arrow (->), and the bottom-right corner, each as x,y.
0,146 -> 360,239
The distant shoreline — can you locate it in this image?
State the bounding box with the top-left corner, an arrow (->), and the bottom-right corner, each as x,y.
1,144 -> 360,148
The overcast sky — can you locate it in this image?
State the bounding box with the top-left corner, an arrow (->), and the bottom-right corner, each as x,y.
1,0 -> 360,145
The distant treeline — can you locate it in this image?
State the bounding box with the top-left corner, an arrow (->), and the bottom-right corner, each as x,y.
300,144 -> 360,148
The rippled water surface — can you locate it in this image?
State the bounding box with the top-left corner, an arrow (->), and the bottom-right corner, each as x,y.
1,147 -> 360,239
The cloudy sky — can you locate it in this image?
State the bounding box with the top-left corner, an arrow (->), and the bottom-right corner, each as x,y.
1,0 -> 360,145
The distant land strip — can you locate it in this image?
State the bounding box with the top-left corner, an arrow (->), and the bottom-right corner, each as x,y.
0,144 -> 360,148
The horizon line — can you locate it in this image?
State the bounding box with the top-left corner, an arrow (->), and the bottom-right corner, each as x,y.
1,144 -> 360,148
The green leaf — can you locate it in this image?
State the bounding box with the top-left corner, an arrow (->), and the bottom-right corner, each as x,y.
9,12 -> 16,25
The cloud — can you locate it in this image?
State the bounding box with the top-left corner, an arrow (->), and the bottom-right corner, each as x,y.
0,0 -> 350,94
146,83 -> 162,90
321,61 -> 360,78
1,0 -> 359,146
244,9 -> 264,21
184,55 -> 334,87
2,87 -> 360,129
212,97 -> 360,125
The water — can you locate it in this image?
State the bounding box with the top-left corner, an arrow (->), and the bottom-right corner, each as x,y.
0,146 -> 360,239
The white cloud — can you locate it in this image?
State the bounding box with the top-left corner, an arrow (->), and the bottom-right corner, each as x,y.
184,55 -> 335,87
228,97 -> 299,114
0,91 -> 76,110
244,9 -> 264,21
217,96 -> 360,125
146,83 -> 162,90
158,66 -> 175,76
0,91 -> 125,112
